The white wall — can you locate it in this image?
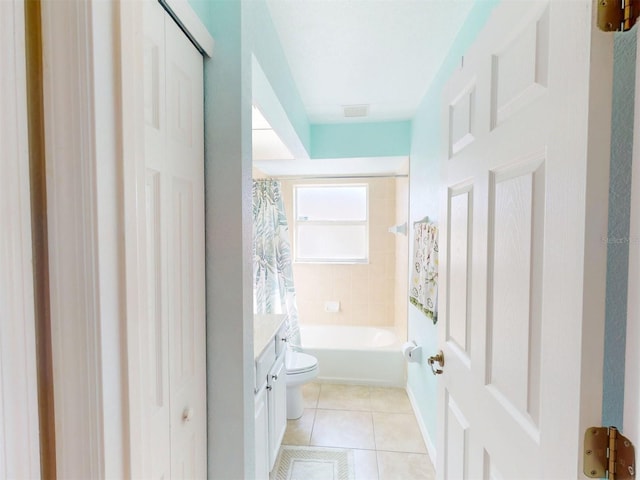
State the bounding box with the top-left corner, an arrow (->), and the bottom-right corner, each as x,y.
203,2 -> 255,478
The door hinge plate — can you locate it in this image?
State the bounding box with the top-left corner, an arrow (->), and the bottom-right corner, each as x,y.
584,427 -> 635,479
598,0 -> 640,32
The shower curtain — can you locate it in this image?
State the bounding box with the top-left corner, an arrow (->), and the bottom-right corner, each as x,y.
252,179 -> 301,346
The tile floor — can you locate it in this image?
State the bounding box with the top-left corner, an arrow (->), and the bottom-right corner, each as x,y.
279,383 -> 436,480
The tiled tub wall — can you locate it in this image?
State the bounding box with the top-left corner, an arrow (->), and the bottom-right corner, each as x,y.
281,177 -> 408,333
394,177 -> 409,340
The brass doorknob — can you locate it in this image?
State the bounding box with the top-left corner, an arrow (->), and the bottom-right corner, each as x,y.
428,350 -> 445,375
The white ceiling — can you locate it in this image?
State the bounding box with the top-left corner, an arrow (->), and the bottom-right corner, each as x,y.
265,0 -> 475,124
253,0 -> 474,176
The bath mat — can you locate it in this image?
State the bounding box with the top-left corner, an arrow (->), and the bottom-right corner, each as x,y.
270,446 -> 355,480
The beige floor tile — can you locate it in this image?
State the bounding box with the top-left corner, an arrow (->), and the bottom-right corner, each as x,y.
369,387 -> 412,414
302,382 -> 321,409
377,451 -> 435,480
373,412 -> 426,453
310,409 -> 376,450
317,383 -> 371,411
282,409 -> 315,446
353,449 -> 379,480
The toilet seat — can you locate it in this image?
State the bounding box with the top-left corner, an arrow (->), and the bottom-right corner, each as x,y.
286,351 -> 318,375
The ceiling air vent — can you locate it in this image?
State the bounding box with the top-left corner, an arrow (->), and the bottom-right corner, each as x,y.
342,104 -> 369,118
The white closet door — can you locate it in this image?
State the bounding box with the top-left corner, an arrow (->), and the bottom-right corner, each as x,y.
143,0 -> 206,477
143,2 -> 171,476
164,8 -> 206,479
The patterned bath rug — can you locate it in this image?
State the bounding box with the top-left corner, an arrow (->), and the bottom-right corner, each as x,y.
270,446 -> 355,480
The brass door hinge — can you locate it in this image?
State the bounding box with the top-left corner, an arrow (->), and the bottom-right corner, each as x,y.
584,426 -> 635,479
598,0 -> 640,32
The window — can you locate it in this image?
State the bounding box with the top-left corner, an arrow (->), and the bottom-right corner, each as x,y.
293,184 -> 368,263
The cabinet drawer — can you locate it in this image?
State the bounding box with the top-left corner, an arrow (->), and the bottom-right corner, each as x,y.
255,340 -> 276,391
275,324 -> 288,357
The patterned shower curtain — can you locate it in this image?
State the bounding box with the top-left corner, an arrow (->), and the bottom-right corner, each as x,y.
252,179 -> 301,346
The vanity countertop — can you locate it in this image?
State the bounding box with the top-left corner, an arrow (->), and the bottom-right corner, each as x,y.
254,314 -> 286,359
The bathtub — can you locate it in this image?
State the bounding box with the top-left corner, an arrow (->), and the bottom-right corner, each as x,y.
299,325 -> 405,387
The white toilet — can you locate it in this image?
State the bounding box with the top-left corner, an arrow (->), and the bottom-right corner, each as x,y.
285,348 -> 319,419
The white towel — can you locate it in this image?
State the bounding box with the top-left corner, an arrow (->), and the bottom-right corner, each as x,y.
409,222 -> 438,323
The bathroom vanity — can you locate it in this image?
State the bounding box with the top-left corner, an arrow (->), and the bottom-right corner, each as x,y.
254,315 -> 288,478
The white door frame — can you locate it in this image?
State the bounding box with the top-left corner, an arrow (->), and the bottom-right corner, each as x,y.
624,29 -> 640,444
0,0 -> 42,477
41,0 -> 121,476
41,0 -> 212,477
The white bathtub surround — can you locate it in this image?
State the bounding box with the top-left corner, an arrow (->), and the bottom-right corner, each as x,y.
300,325 -> 405,387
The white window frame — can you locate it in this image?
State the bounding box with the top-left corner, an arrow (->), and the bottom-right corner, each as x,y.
293,183 -> 369,264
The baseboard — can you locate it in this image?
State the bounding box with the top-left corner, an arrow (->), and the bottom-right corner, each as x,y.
406,383 -> 437,467
315,377 -> 404,388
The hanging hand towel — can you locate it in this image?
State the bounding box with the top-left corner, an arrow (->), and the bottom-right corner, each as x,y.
409,222 -> 439,323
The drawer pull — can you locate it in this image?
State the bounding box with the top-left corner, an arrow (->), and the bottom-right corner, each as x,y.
271,374 -> 278,380
266,385 -> 272,391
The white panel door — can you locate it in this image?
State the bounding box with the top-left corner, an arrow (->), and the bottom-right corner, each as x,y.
438,2 -> 612,478
143,1 -> 206,477
143,3 -> 171,476
0,0 -> 42,477
164,10 -> 206,479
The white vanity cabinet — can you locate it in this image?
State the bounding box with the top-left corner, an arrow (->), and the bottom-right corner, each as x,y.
254,383 -> 270,480
267,353 -> 287,467
254,318 -> 288,479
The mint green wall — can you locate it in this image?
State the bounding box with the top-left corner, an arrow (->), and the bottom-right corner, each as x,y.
603,27 -> 637,429
190,0 -> 631,459
191,0 -> 311,156
406,0 -> 499,446
247,0 -> 311,153
311,121 -> 411,158
187,0 -> 212,32
190,0 -> 411,160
